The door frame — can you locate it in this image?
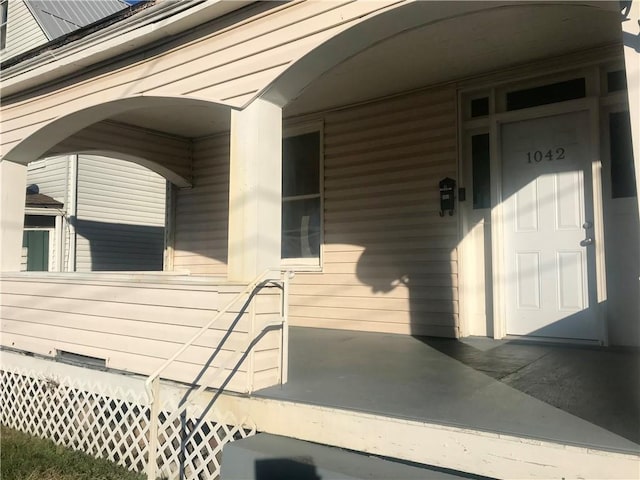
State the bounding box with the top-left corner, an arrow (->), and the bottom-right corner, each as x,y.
23,227 -> 55,272
489,97 -> 607,343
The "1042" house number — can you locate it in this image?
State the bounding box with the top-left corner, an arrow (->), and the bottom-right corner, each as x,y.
526,147 -> 565,163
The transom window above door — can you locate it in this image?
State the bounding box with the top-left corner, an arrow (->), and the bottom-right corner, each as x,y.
282,127 -> 322,268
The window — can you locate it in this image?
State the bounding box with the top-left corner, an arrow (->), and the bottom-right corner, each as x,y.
282,129 -> 322,266
506,78 -> 586,111
607,70 -> 627,93
471,133 -> 491,209
0,0 -> 8,51
609,111 -> 637,198
470,97 -> 489,118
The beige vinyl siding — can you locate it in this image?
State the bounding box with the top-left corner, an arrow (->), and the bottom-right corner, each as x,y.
173,134 -> 229,275
0,0 -> 47,62
0,275 -> 283,393
75,155 -> 166,272
168,86 -> 459,336
1,1 -> 401,156
47,121 -> 193,186
289,86 -> 459,337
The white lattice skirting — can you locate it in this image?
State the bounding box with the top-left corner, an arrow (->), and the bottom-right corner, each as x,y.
0,364 -> 256,479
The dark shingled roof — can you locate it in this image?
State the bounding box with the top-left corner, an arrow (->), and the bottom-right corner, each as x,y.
26,192 -> 64,208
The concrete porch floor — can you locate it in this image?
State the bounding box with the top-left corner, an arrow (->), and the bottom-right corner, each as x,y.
255,327 -> 640,455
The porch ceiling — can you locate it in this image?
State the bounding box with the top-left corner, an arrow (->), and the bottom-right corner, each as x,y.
108,103 -> 230,139
285,3 -> 622,117
88,3 -> 622,136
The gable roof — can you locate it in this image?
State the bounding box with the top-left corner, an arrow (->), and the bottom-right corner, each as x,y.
25,0 -> 129,41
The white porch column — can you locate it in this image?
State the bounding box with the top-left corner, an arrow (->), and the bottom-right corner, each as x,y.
622,4 -> 640,218
228,99 -> 282,282
0,160 -> 27,272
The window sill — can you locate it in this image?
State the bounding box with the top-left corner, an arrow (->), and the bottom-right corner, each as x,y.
280,261 -> 322,273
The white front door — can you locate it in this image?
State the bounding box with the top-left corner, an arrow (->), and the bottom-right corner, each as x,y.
501,111 -> 598,340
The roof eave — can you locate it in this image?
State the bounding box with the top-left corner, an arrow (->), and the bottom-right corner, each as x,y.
1,0 -> 254,100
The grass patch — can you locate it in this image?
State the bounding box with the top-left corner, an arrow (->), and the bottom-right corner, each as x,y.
0,425 -> 145,480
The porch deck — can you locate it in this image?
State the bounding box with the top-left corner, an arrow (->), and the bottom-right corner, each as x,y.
255,327 -> 640,455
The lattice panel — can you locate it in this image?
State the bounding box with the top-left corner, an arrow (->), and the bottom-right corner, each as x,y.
0,367 -> 256,479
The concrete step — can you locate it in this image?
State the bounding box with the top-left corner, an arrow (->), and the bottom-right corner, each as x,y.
221,433 -> 488,480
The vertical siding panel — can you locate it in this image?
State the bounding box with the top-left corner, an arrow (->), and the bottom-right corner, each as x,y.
75,155 -> 166,272
173,134 -> 229,275
290,86 -> 460,337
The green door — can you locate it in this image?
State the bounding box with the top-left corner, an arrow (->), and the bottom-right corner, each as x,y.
23,230 -> 49,271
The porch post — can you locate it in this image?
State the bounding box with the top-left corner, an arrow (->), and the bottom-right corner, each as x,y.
228,98 -> 282,282
621,3 -> 640,218
0,160 -> 27,272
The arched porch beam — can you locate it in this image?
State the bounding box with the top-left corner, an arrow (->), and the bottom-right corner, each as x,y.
260,1 -> 619,107
1,95 -> 228,170
47,121 -> 193,187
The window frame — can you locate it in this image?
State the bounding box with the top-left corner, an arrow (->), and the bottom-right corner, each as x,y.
0,0 -> 8,51
281,120 -> 324,271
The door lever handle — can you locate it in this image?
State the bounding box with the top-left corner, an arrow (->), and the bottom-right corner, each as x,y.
580,237 -> 594,247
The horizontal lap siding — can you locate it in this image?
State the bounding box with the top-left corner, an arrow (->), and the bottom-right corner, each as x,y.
48,122 -> 193,183
26,155 -> 69,204
0,278 -> 281,392
251,290 -> 284,390
1,1 -> 400,155
290,87 -> 460,337
173,135 -> 229,275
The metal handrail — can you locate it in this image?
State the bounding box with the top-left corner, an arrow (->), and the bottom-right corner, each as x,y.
144,268 -> 283,480
143,268 -> 275,402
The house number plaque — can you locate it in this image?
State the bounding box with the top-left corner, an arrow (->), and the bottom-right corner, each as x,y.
526,147 -> 565,163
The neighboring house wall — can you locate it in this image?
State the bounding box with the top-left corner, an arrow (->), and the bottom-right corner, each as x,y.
0,0 -> 47,61
1,0 -> 127,63
26,0 -> 128,40
24,156 -> 69,272
26,156 -> 69,202
25,155 -> 167,272
172,134 -> 229,275
75,155 -> 166,272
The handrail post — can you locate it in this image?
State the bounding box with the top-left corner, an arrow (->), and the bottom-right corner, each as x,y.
281,270 -> 292,384
139,268 -> 283,478
146,377 -> 160,480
